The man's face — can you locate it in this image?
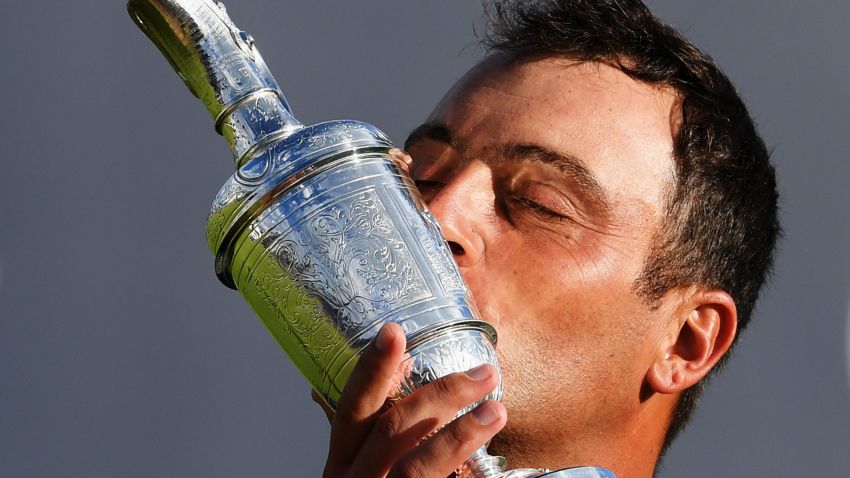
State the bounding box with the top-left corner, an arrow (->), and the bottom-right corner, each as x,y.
405,55 -> 680,463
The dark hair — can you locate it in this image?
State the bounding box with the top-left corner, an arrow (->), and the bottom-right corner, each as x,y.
481,0 -> 780,456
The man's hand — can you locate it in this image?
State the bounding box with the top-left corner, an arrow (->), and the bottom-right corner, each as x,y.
316,323 -> 506,478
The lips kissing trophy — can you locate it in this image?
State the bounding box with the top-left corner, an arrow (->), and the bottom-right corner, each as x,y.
128,1 -> 615,477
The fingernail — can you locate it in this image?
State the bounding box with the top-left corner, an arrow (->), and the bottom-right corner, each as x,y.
472,402 -> 501,425
466,364 -> 492,381
375,324 -> 395,351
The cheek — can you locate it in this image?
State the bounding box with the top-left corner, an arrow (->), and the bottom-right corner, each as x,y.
475,246 -> 652,386
494,297 -> 654,430
481,233 -> 637,317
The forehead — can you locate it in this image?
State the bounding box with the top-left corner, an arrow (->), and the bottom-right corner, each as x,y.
428,55 -> 678,219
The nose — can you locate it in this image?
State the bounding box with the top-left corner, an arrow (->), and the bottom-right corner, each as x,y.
424,161 -> 491,268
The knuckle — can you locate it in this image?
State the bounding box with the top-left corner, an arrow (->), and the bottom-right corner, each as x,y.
354,343 -> 388,376
334,395 -> 370,422
446,419 -> 478,445
374,406 -> 407,439
429,374 -> 463,399
390,459 -> 428,478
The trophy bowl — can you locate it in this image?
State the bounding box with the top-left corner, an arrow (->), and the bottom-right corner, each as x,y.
207,118 -> 502,412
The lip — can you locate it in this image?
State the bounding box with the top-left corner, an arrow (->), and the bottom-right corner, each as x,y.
466,289 -> 503,335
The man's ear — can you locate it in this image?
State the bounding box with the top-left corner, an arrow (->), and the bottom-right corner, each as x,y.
646,289 -> 738,394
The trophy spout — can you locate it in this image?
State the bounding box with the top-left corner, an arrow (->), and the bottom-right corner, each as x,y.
128,0 -> 303,163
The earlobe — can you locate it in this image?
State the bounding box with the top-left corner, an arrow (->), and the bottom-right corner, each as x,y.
646,289 -> 738,395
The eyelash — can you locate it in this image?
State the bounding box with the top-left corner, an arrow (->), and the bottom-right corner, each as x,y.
413,177 -> 570,224
414,179 -> 443,189
511,196 -> 569,222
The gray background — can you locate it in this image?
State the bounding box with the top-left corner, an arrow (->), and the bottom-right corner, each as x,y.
1,1 -> 847,476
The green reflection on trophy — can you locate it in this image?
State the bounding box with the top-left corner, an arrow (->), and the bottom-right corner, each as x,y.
126,1 -> 558,476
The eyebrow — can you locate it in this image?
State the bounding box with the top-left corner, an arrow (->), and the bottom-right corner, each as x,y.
404,122 -> 611,216
404,122 -> 457,151
507,143 -> 610,214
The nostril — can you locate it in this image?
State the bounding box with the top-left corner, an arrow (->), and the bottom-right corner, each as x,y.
447,241 -> 465,256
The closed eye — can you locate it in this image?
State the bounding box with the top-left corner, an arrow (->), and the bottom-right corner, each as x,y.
414,179 -> 443,188
510,195 -> 570,222
413,179 -> 445,201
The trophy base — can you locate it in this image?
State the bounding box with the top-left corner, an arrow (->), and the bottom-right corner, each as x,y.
536,467 -> 617,478
456,447 -> 616,478
462,466 -> 616,478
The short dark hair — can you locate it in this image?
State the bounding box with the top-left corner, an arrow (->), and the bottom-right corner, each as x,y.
481,0 -> 780,454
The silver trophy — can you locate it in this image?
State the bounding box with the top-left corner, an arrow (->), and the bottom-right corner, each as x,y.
128,1 -> 614,477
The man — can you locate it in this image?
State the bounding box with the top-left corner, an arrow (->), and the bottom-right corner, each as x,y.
315,1 -> 779,477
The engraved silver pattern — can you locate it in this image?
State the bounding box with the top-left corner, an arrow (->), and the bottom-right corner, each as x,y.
129,1 -> 616,477
414,210 -> 466,293
269,190 -> 430,334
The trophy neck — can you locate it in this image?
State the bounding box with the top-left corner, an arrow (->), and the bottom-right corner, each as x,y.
128,0 -> 303,162
215,88 -> 303,166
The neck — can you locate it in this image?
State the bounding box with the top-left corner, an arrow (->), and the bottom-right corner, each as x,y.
492,393 -> 677,478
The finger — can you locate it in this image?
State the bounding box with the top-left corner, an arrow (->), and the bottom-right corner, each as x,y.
389,148 -> 413,173
388,400 -> 507,478
311,389 -> 335,424
326,322 -> 406,468
350,364 -> 500,477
